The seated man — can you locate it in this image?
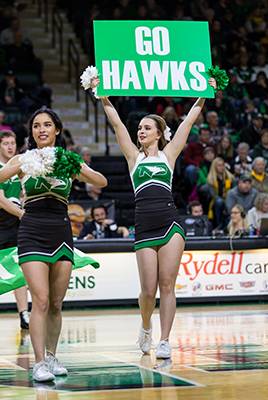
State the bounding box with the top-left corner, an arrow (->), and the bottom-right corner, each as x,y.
78,205 -> 128,240
179,201 -> 213,236
225,174 -> 258,214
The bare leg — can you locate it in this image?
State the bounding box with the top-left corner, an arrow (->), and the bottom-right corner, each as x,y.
14,286 -> 28,313
21,262 -> 49,363
158,234 -> 185,340
136,247 -> 158,330
46,260 -> 72,355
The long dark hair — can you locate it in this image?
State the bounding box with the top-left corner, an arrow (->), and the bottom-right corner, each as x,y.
27,106 -> 66,149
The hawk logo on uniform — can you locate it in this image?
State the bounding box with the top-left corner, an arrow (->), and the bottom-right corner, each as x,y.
34,177 -> 69,191
138,165 -> 167,178
46,177 -> 68,189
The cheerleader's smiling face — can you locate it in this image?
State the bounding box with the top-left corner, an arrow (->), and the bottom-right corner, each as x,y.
32,113 -> 60,148
137,118 -> 161,147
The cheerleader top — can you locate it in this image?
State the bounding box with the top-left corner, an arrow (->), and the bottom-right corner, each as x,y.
21,175 -> 72,205
130,151 -> 173,196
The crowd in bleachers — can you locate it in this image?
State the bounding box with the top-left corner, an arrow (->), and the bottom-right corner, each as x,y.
60,0 -> 268,237
0,0 -> 52,145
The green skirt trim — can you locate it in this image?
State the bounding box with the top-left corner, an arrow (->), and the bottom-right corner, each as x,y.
134,224 -> 186,251
19,244 -> 74,265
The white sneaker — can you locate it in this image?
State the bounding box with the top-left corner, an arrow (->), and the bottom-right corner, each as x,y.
45,354 -> 68,376
155,340 -> 171,359
138,325 -> 152,354
32,361 -> 55,382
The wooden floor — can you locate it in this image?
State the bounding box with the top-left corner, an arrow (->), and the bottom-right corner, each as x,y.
0,304 -> 268,399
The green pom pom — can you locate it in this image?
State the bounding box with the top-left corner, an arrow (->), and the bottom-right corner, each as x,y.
207,65 -> 229,92
53,147 -> 83,179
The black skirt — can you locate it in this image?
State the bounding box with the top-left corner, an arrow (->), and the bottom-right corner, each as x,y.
134,197 -> 185,250
0,209 -> 19,250
18,198 -> 73,265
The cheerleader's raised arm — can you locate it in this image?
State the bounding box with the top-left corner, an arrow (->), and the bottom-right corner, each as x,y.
164,78 -> 217,168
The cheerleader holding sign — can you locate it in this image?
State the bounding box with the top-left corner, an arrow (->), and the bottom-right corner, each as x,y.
81,63 -> 228,359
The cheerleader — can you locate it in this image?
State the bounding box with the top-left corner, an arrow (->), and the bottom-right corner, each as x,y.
0,107 -> 107,381
0,130 -> 29,329
90,75 -> 217,359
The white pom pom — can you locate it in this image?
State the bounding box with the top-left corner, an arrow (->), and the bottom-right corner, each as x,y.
19,147 -> 56,177
40,147 -> 56,175
163,126 -> 172,141
80,66 -> 99,98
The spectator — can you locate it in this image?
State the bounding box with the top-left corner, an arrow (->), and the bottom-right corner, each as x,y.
0,16 -> 29,46
252,53 -> 268,80
0,69 -> 25,109
80,146 -> 91,165
161,106 -> 179,134
79,205 -> 129,240
206,157 -> 234,228
240,112 -> 264,148
183,124 -> 211,188
238,100 -> 257,129
247,192 -> 268,232
231,53 -> 254,86
0,110 -> 12,131
86,184 -> 102,201
251,157 -> 268,193
245,7 -> 266,37
216,133 -> 234,169
225,174 -> 258,214
206,111 -> 223,145
232,142 -> 253,177
197,146 -> 216,187
188,200 -> 203,216
227,204 -> 249,237
248,71 -> 268,101
182,200 -> 213,236
252,129 -> 268,167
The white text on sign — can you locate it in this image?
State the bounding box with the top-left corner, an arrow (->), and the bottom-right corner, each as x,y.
135,26 -> 170,55
102,60 -> 207,91
102,25 -> 207,91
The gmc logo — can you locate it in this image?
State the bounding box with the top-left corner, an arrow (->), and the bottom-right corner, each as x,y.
206,283 -> 234,291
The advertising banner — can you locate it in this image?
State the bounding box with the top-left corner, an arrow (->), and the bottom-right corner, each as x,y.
94,20 -> 214,98
0,249 -> 267,305
175,249 -> 268,298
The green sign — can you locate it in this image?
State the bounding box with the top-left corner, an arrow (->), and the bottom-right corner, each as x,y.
93,20 -> 214,98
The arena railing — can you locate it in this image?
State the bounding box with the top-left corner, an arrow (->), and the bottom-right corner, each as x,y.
51,8 -> 63,65
35,0 -> 49,33
67,39 -> 80,102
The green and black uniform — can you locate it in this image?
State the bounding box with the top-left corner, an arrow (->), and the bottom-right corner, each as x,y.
130,151 -> 185,251
0,161 -> 21,249
18,173 -> 73,265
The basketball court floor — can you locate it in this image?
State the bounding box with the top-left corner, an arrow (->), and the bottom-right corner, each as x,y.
0,304 -> 267,399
